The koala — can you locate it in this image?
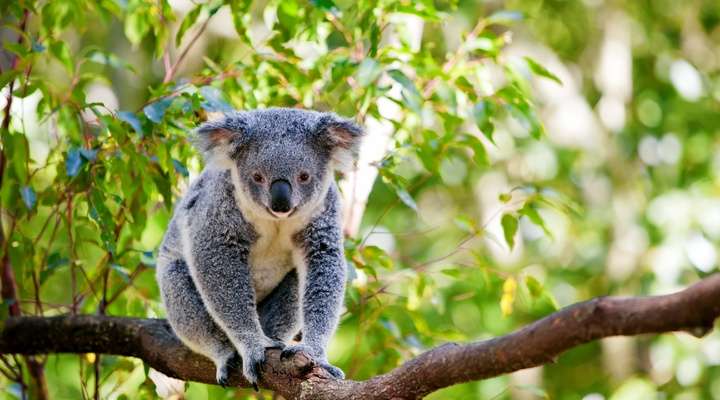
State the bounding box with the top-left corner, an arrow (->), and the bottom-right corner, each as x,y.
155,108 -> 363,388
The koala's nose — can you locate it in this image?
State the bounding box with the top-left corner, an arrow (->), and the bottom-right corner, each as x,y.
269,180 -> 292,213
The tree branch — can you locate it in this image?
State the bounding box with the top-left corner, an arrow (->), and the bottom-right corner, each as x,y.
2,274 -> 719,399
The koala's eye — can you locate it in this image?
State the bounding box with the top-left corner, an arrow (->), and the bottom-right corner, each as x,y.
252,173 -> 265,184
298,172 -> 311,183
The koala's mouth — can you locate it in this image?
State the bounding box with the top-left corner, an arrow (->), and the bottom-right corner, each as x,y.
266,207 -> 297,219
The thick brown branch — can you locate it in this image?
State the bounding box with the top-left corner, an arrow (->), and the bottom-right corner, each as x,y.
1,274 -> 719,399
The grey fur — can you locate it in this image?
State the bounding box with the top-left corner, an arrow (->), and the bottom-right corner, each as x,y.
156,108 -> 363,387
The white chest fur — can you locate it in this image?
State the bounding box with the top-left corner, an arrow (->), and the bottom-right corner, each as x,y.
249,217 -> 305,302
222,164 -> 322,302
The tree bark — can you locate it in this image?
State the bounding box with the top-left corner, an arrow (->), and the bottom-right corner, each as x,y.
1,274 -> 719,400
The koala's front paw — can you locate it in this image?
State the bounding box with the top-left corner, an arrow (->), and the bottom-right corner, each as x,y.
216,352 -> 241,387
238,338 -> 286,391
239,345 -> 266,391
280,344 -> 344,379
280,343 -> 316,361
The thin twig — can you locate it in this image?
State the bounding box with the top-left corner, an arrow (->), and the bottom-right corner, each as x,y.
163,13 -> 215,83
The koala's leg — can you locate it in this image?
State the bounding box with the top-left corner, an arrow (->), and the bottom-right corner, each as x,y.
257,269 -> 300,342
158,259 -> 238,386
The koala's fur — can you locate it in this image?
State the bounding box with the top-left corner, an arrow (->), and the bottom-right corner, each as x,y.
156,108 -> 363,387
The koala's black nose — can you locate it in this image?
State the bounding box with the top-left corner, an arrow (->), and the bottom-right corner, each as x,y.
269,180 -> 292,213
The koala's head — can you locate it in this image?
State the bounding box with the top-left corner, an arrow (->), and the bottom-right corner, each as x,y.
195,108 -> 364,220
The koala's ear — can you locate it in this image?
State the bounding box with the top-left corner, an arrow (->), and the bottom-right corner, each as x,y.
193,114 -> 247,162
316,113 -> 365,171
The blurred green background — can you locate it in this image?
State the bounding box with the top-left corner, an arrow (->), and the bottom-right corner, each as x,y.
1,0 -> 719,399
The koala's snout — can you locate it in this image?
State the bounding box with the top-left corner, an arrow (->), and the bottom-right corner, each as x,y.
269,180 -> 293,213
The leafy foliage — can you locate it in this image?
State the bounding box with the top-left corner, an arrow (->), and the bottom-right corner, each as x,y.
1,0 -> 719,399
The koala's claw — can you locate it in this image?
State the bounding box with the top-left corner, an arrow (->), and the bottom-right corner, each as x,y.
216,367 -> 230,388
239,345 -> 269,392
216,352 -> 241,388
217,376 -> 228,388
247,358 -> 266,392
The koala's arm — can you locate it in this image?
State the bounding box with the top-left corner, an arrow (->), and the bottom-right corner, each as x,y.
182,183 -> 277,383
189,224 -> 266,347
295,189 -> 347,360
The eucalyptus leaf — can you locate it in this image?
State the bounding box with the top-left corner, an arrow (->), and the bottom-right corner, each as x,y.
172,159 -> 189,177
118,111 -> 144,136
486,10 -> 524,25
357,59 -> 382,87
20,186 -> 36,210
66,148 -> 83,177
176,5 -> 203,46
143,97 -> 173,124
395,187 -> 418,212
501,213 -> 518,249
199,86 -> 233,113
524,57 -> 562,85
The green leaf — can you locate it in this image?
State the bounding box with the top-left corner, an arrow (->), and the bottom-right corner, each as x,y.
143,97 -> 173,123
4,131 -> 29,182
465,36 -> 499,56
172,159 -> 189,177
501,213 -> 518,249
311,0 -> 338,12
458,134 -> 489,167
472,101 -> 495,143
440,268 -> 461,278
520,203 -> 552,237
524,57 -> 562,85
505,100 -> 545,139
453,215 -> 477,234
525,276 -> 543,298
118,111 -> 144,136
20,186 -> 36,210
66,148 -> 83,177
0,70 -> 19,90
228,0 -> 252,41
361,245 -> 393,269
89,189 -> 117,254
125,9 -> 150,46
395,187 -> 418,212
50,41 -> 73,73
388,69 -> 423,113
486,10 -> 523,25
369,23 -> 380,57
39,254 -> 69,285
85,49 -> 137,73
356,59 -> 382,87
388,70 -> 420,97
3,42 -> 29,59
79,148 -> 98,161
176,5 -> 203,46
200,86 -> 233,113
